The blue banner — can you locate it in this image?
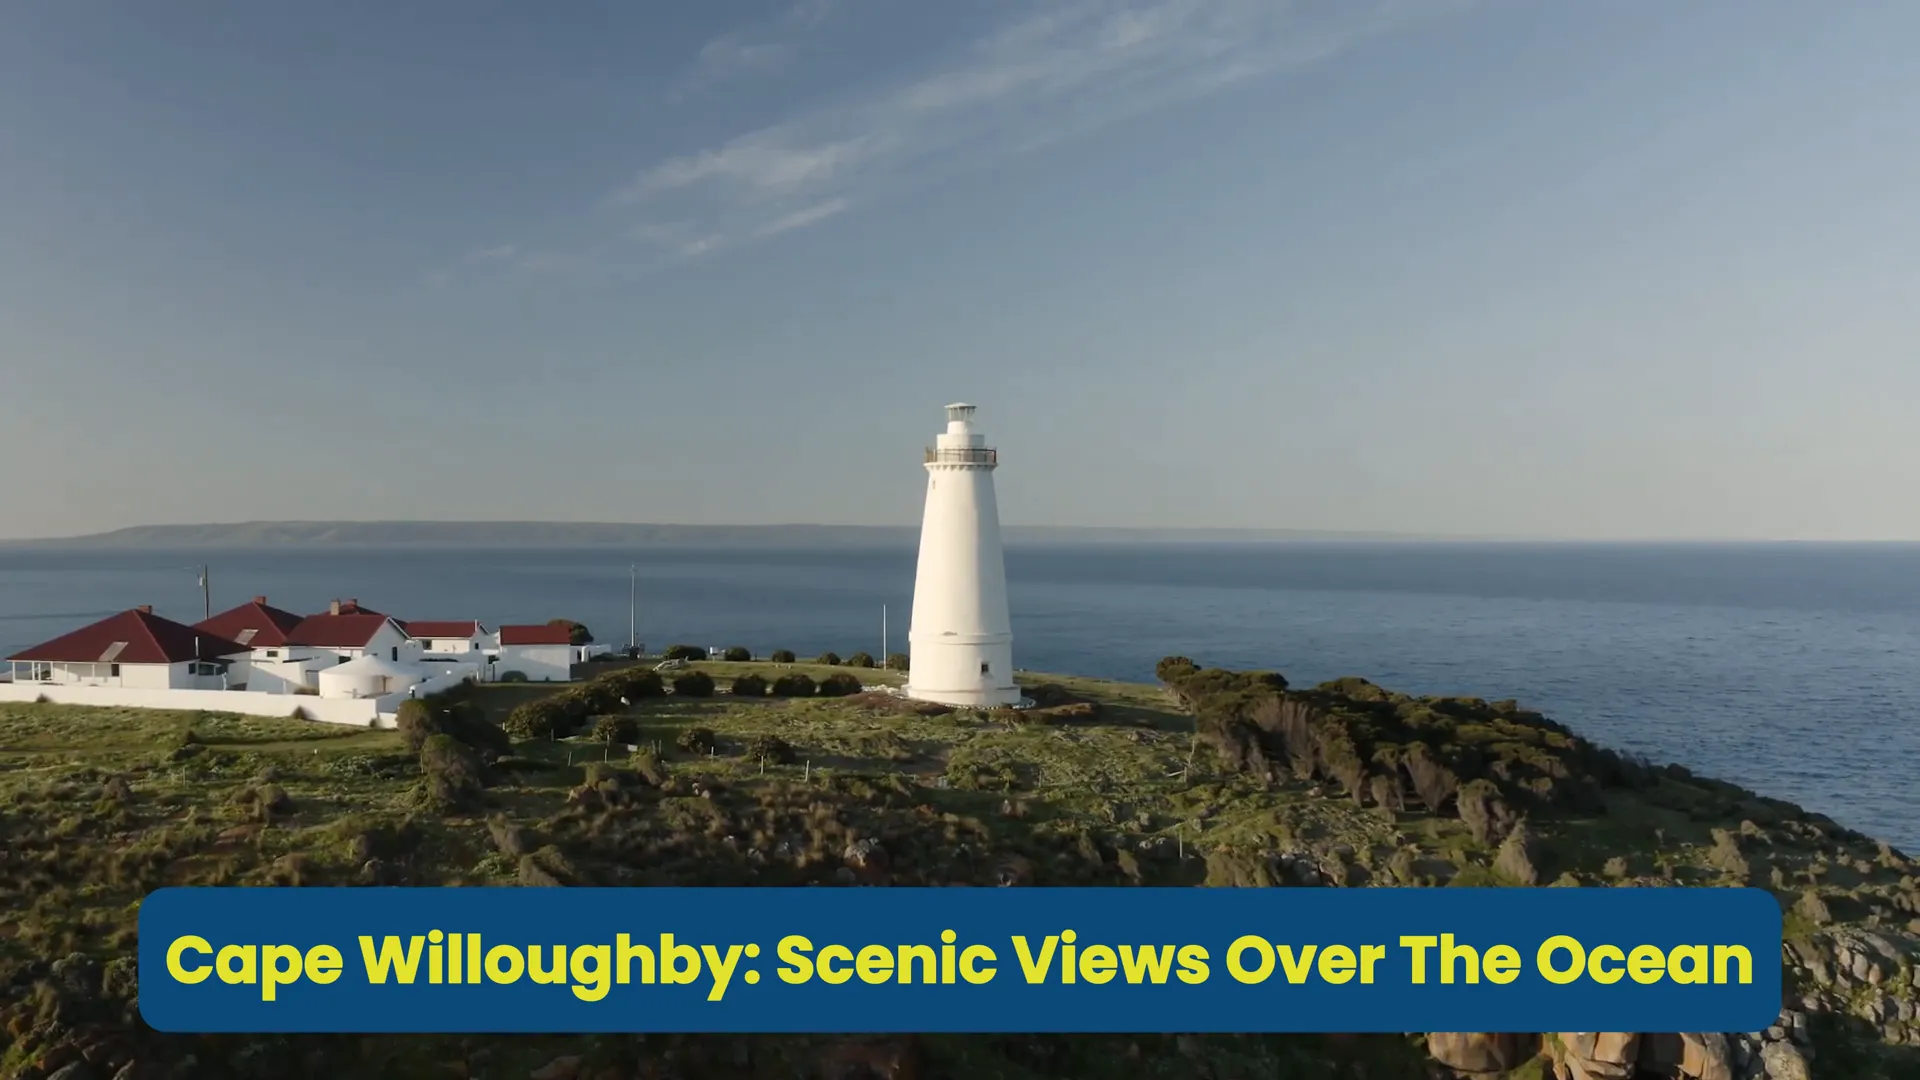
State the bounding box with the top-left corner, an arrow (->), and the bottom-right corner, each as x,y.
137,886 -> 1782,1033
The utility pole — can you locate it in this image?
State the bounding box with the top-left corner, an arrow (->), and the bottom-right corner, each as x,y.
882,604 -> 887,668
629,564 -> 637,655
199,565 -> 210,621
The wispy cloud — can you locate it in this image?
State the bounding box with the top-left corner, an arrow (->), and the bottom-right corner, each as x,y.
618,0 -> 1470,253
440,0 -> 1470,282
682,0 -> 845,89
756,197 -> 851,237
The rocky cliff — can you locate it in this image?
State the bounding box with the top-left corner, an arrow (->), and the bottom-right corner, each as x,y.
1160,658 -> 1920,1078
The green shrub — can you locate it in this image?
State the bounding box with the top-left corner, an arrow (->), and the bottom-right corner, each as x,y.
769,673 -> 816,698
885,653 -> 910,672
663,644 -> 707,662
442,700 -> 511,759
1155,656 -> 1198,683
591,715 -> 641,745
748,734 -> 794,765
605,668 -> 665,700
498,670 -> 528,683
815,651 -> 841,666
503,699 -> 567,741
731,674 -> 768,698
672,671 -> 717,698
548,618 -> 593,645
562,681 -> 624,714
770,649 -> 796,663
723,646 -> 752,662
400,696 -> 509,759
419,734 -> 486,813
395,699 -> 441,755
818,672 -> 864,697
676,727 -> 717,755
846,652 -> 876,668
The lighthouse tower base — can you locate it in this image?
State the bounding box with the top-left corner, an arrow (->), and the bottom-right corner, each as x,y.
905,634 -> 1020,708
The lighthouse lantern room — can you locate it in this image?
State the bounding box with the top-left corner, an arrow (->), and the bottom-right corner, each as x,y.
906,403 -> 1020,707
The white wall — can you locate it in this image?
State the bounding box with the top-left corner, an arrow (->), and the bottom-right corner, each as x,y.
0,682 -> 386,727
244,657 -> 332,695
372,668 -> 478,715
352,621 -> 412,662
422,637 -> 474,654
497,644 -> 571,682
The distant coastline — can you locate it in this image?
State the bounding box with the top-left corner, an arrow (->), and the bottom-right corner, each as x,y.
0,520 -> 1446,551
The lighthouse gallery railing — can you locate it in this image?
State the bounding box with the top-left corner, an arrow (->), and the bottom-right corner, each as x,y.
924,447 -> 998,465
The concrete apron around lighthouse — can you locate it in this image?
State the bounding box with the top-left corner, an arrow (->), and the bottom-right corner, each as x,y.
906,403 -> 1022,708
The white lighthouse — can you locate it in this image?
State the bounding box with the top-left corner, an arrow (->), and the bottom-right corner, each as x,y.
906,403 -> 1020,708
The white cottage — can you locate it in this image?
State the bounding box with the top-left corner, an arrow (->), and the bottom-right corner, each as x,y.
194,595 -> 307,691
496,624 -> 574,682
197,598 -> 418,694
7,606 -> 248,688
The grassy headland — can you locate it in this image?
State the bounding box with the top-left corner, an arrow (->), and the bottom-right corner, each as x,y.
0,657 -> 1914,1079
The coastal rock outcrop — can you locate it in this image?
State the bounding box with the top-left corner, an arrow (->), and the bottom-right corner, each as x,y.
1161,658 -> 1920,1079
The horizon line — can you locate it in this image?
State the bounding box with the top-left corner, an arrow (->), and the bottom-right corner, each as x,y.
5,519 -> 1920,546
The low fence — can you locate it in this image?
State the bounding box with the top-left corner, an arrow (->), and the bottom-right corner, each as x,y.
0,682 -> 387,728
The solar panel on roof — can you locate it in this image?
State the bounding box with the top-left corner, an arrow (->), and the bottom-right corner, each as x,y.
98,641 -> 128,663
235,628 -> 258,644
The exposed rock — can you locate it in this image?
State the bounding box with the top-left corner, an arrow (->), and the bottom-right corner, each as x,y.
844,837 -> 889,872
1679,1032 -> 1734,1080
1758,1039 -> 1810,1080
1793,890 -> 1832,926
1458,780 -> 1519,846
1495,821 -> 1543,885
1426,1031 -> 1533,1075
1556,1032 -> 1637,1078
1635,1031 -> 1733,1080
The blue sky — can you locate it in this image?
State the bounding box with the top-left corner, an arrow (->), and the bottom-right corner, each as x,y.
2,1 -> 1915,541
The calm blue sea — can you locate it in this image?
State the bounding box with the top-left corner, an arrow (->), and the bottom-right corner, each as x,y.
1,543 -> 1915,851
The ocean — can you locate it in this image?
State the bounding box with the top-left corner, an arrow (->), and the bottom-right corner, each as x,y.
1,542 -> 1914,851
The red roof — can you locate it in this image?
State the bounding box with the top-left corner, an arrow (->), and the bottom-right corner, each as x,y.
194,596 -> 304,648
499,624 -> 573,646
8,608 -> 250,664
285,613 -> 397,649
406,620 -> 488,639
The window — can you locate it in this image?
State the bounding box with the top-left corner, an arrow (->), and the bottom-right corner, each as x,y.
110,664 -> 120,677
264,649 -> 277,659
391,647 -> 398,662
980,662 -> 990,675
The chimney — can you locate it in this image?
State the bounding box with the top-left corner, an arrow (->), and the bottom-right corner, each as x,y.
329,600 -> 342,616
253,595 -> 268,605
135,605 -> 153,615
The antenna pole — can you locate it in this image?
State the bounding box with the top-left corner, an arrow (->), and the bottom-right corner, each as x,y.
882,604 -> 887,668
201,565 -> 210,621
629,564 -> 637,653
